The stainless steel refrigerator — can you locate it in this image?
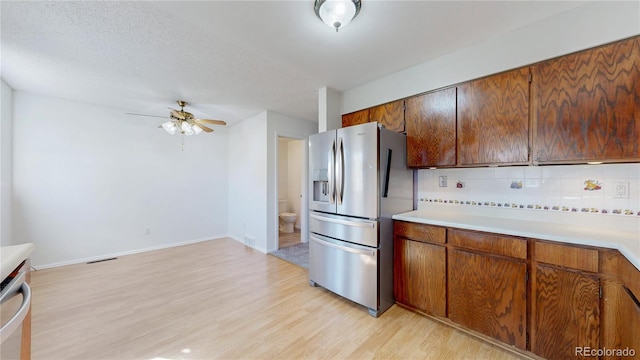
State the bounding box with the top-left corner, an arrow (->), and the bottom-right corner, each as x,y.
308,121 -> 413,317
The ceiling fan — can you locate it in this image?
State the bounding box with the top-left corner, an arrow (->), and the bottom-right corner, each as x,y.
128,100 -> 226,135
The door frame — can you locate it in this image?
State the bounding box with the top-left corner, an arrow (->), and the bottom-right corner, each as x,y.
271,132 -> 309,252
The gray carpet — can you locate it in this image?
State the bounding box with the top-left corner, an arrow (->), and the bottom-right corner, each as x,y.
269,242 -> 309,269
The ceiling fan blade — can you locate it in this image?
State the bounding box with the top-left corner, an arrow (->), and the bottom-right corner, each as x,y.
194,123 -> 214,133
195,119 -> 227,126
126,112 -> 168,119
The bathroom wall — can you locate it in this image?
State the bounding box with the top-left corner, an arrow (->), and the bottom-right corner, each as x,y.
277,137 -> 303,230
278,138 -> 289,199
287,140 -> 303,229
417,163 -> 640,231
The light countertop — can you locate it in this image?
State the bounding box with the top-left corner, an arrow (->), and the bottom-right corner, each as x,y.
393,209 -> 640,271
1,243 -> 35,280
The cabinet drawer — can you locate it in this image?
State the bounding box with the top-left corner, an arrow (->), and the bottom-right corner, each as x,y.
534,241 -> 599,273
448,229 -> 527,259
394,221 -> 446,244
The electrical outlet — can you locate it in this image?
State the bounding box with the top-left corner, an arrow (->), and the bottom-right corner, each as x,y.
145,228 -> 151,235
439,176 -> 448,187
614,182 -> 629,199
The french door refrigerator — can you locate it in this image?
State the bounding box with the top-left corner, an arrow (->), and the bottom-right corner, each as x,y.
308,121 -> 413,317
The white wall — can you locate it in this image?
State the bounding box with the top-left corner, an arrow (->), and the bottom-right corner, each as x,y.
228,111 -> 314,253
12,92 -> 229,268
227,112 -> 268,252
318,87 -> 341,132
287,140 -> 303,229
267,112 -> 316,251
1,80 -> 13,246
343,1 -> 640,113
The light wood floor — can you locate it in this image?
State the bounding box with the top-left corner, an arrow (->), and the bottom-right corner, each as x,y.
30,238 -> 527,360
279,229 -> 301,248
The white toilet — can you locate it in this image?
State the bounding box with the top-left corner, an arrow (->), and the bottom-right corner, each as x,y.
278,199 -> 297,233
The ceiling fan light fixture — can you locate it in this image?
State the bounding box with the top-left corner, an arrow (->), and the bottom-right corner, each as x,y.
314,0 -> 361,32
181,121 -> 194,136
162,121 -> 177,135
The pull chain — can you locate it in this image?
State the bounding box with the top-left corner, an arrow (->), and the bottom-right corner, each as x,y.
182,134 -> 185,151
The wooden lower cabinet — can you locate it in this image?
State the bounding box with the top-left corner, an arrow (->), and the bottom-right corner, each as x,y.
530,263 -> 600,360
600,250 -> 640,360
448,249 -> 527,349
393,222 -> 640,359
601,279 -> 640,360
393,237 -> 446,316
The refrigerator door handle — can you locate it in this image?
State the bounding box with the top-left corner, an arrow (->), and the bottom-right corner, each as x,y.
383,148 -> 392,198
310,213 -> 375,228
310,235 -> 376,257
337,137 -> 345,205
328,139 -> 336,204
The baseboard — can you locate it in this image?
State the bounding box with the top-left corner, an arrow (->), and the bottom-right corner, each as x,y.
33,234 -> 229,270
228,235 -> 267,254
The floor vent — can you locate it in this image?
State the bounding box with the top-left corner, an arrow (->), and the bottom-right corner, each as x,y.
86,257 -> 117,264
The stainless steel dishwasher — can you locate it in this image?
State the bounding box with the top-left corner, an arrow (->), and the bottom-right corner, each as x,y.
1,262 -> 32,360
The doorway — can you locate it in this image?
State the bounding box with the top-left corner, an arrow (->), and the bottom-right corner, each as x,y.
277,136 -> 304,249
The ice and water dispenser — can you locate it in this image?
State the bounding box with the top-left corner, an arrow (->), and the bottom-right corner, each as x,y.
312,169 -> 330,203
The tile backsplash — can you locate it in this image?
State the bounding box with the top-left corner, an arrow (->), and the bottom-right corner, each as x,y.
417,163 -> 640,229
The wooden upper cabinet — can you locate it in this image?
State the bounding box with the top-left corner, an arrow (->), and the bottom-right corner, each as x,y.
532,36 -> 640,163
457,68 -> 530,165
406,88 -> 457,168
342,109 -> 371,128
369,100 -> 405,133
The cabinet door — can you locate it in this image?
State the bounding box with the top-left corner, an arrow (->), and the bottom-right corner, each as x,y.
448,249 -> 527,349
394,237 -> 446,317
405,88 -> 456,168
342,109 -> 370,128
600,279 -> 640,360
457,68 -> 530,165
369,100 -> 405,133
531,263 -> 600,360
532,36 -> 640,163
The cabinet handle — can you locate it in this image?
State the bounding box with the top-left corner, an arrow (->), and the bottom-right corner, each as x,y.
623,286 -> 640,311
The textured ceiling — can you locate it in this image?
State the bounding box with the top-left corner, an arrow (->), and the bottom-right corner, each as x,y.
1,1 -> 586,125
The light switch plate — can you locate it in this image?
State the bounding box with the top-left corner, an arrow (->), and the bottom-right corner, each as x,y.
439,176 -> 447,187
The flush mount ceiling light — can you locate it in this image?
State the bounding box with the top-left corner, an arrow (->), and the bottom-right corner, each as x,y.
314,0 -> 362,32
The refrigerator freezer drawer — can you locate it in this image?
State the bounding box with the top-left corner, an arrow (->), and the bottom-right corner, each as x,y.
309,212 -> 378,247
309,234 -> 378,312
